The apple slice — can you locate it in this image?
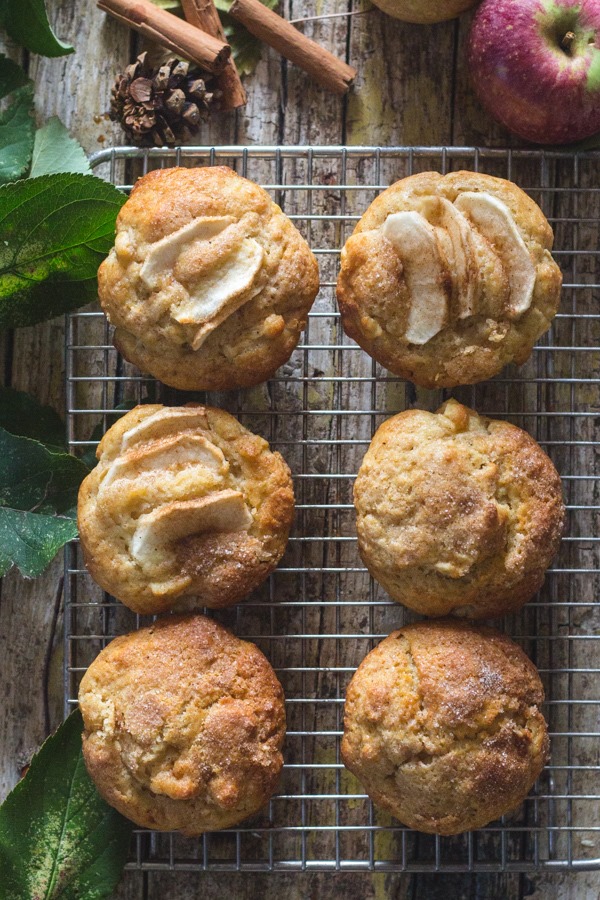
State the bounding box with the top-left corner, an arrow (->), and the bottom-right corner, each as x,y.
121,407 -> 209,450
435,198 -> 478,319
130,489 -> 253,571
382,211 -> 450,345
454,192 -> 536,318
139,216 -> 235,288
101,433 -> 227,491
172,237 -> 265,350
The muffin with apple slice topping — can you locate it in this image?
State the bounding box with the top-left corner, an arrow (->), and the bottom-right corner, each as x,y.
336,170 -> 562,388
98,166 -> 319,391
77,404 -> 294,614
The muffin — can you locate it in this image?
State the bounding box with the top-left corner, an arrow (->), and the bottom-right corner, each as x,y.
337,170 -> 562,388
79,615 -> 286,834
370,0 -> 478,23
78,403 -> 294,614
341,619 -> 549,835
98,166 -> 319,391
354,399 -> 564,619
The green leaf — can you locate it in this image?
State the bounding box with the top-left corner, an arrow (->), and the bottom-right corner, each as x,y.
0,507 -> 78,576
0,54 -> 30,100
0,427 -> 87,514
0,57 -> 35,184
0,173 -> 126,327
30,117 -> 92,177
0,0 -> 74,58
0,84 -> 34,184
0,386 -> 66,452
0,709 -> 133,900
0,428 -> 89,575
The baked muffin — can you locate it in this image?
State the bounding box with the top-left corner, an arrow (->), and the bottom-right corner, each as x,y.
370,0 -> 477,23
98,166 -> 319,391
78,404 -> 294,614
341,619 -> 549,835
79,615 -> 286,834
337,170 -> 562,388
354,399 -> 564,619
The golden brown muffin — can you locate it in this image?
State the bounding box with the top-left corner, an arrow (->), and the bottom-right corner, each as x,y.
98,166 -> 319,391
341,620 -> 549,835
79,615 -> 286,834
337,171 -> 562,388
354,399 -> 564,619
78,404 -> 294,614
370,0 -> 477,23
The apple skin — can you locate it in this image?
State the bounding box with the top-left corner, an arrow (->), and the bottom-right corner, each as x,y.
468,0 -> 600,144
370,0 -> 479,24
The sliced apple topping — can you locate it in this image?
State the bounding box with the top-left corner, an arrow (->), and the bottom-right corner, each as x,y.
172,237 -> 264,350
101,433 -> 227,491
138,214 -> 265,351
139,216 -> 235,289
382,211 -> 450,345
434,198 -> 478,319
120,407 -> 209,450
454,192 -> 536,318
130,489 -> 253,571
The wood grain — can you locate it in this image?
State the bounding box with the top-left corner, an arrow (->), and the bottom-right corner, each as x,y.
1,0 -> 599,896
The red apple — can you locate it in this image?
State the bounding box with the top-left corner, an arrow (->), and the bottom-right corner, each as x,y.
467,0 -> 600,144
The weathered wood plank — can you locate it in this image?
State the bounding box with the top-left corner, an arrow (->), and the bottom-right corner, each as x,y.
30,0 -> 130,153
347,12 -> 457,147
1,0 -> 599,896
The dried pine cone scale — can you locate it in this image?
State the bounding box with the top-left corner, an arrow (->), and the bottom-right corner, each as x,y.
110,52 -> 221,147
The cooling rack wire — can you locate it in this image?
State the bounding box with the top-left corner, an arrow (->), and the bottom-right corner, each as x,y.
64,145 -> 600,873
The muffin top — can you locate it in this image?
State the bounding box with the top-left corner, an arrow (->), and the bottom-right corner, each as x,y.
78,404 -> 294,615
337,170 -> 562,388
369,0 -> 478,23
354,399 -> 564,619
98,166 -> 319,391
79,614 -> 286,835
341,619 -> 549,835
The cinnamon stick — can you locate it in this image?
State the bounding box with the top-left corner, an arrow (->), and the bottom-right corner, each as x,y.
97,0 -> 231,73
181,0 -> 247,110
229,0 -> 356,95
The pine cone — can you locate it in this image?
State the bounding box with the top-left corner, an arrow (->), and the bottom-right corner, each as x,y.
110,53 -> 221,147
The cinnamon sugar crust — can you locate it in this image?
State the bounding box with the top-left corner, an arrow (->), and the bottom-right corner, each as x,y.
79,615 -> 286,834
341,620 -> 549,835
354,399 -> 565,619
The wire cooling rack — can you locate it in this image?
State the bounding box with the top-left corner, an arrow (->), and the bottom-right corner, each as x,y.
65,145 -> 600,873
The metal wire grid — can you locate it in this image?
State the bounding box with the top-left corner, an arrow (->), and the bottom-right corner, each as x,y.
64,145 -> 600,873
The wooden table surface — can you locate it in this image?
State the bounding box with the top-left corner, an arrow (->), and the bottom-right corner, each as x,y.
0,0 -> 598,897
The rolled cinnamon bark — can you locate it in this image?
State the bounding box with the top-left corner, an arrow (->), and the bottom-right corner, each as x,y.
229,0 -> 356,95
181,0 -> 247,109
97,0 -> 231,73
